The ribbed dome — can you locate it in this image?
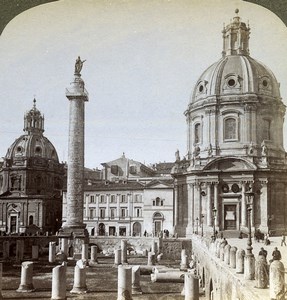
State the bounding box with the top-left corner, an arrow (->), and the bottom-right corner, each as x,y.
5,134 -> 59,162
191,55 -> 281,103
5,99 -> 59,162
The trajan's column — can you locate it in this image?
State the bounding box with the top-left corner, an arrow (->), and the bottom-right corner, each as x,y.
61,57 -> 89,254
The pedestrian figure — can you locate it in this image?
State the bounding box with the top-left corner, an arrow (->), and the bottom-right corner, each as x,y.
258,247 -> 268,258
281,234 -> 286,246
220,237 -> 228,247
271,247 -> 281,262
264,233 -> 270,245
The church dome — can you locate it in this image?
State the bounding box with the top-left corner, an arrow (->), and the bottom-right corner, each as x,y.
5,99 -> 59,162
191,55 -> 281,103
190,10 -> 281,104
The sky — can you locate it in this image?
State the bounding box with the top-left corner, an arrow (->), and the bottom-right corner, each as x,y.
0,0 -> 287,169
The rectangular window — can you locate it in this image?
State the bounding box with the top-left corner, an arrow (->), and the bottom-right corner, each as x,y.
194,123 -> 201,143
224,117 -> 237,140
262,119 -> 271,140
90,195 -> 95,203
100,208 -> 105,219
110,195 -> 116,203
100,195 -> 105,203
89,209 -> 94,219
121,195 -> 126,203
121,208 -> 126,218
110,208 -> 116,219
135,207 -> 141,217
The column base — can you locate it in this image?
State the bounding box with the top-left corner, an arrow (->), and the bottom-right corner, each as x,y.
70,286 -> 88,294
58,227 -> 89,259
16,284 -> 35,293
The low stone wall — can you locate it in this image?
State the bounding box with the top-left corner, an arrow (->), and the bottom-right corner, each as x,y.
191,235 -> 269,300
0,235 -> 192,261
0,236 -> 58,258
90,236 -> 192,260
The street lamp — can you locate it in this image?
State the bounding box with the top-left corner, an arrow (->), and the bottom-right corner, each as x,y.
201,214 -> 204,237
212,207 -> 217,241
244,191 -> 255,280
196,217 -> 199,234
245,192 -> 254,255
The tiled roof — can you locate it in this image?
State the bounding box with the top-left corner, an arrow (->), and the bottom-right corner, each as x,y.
84,180 -> 145,192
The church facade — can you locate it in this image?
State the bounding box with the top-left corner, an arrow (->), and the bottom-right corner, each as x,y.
0,100 -> 65,234
172,11 -> 287,237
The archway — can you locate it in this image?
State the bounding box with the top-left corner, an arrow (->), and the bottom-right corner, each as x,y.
133,222 -> 141,236
153,212 -> 164,237
98,223 -> 105,236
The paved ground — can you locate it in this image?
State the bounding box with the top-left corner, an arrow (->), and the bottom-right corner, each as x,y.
223,234 -> 287,267
1,235 -> 286,299
1,256 -> 206,300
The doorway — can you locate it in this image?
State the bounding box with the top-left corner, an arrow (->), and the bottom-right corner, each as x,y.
224,204 -> 237,230
154,221 -> 161,237
133,222 -> 141,236
10,215 -> 17,233
109,226 -> 116,236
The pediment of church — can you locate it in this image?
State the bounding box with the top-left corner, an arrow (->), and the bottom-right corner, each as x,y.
204,157 -> 257,171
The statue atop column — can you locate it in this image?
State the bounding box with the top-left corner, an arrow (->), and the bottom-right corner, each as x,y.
74,56 -> 86,75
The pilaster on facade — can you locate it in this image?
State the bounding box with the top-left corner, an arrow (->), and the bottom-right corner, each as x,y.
258,179 -> 268,233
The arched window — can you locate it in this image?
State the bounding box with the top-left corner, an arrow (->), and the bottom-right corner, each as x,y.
224,118 -> 237,140
262,119 -> 271,140
29,215 -> 33,225
194,123 -> 201,143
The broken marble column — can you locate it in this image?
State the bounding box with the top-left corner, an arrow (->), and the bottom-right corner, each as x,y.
117,265 -> 132,300
90,245 -> 98,264
49,242 -> 56,263
81,244 -> 89,263
151,240 -> 158,256
32,245 -> 39,260
151,271 -> 185,283
3,241 -> 9,260
269,260 -> 285,300
224,245 -> 231,265
71,260 -> 87,294
121,240 -> 128,264
236,249 -> 245,274
16,240 -> 24,262
147,252 -> 155,266
51,262 -> 67,300
114,249 -> 122,266
132,265 -> 142,294
16,261 -> 35,292
230,246 -> 237,269
180,249 -> 188,271
255,255 -> 268,289
184,273 -> 199,300
60,238 -> 69,257
157,253 -> 163,263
